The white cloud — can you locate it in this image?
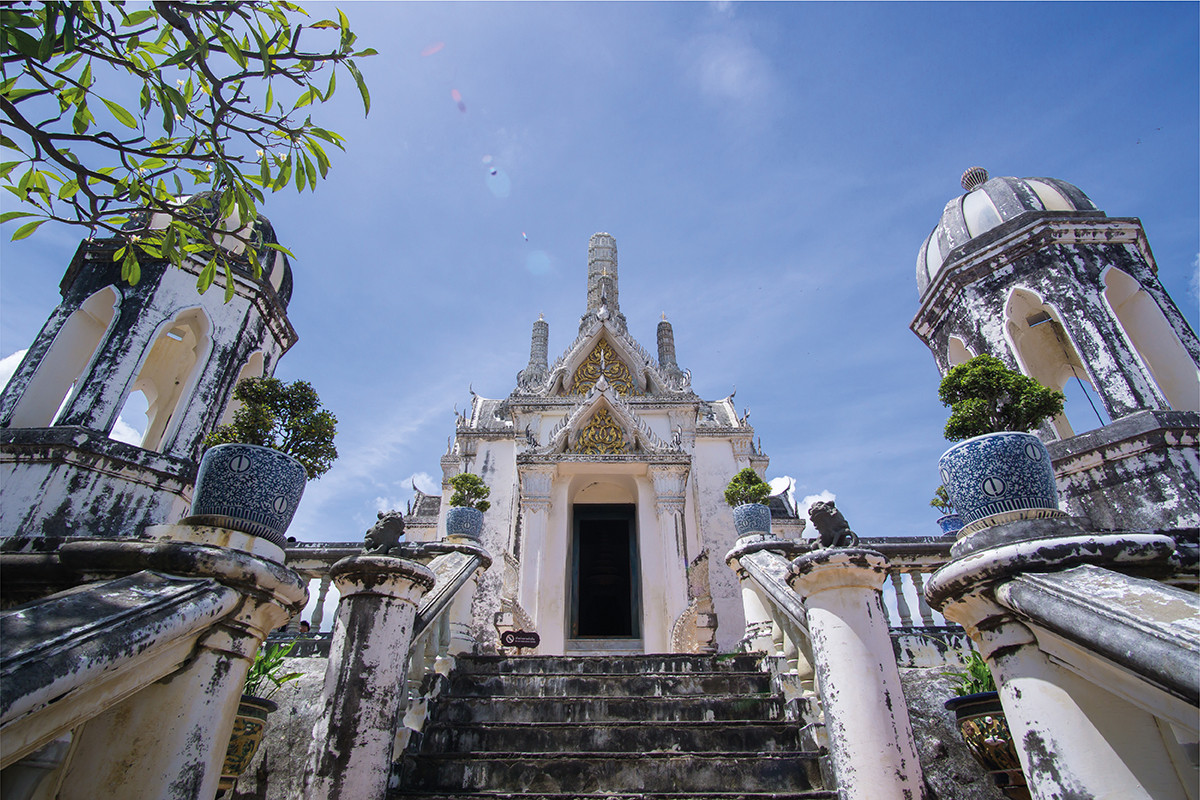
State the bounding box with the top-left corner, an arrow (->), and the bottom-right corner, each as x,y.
798,489 -> 837,530
109,416 -> 143,446
373,471 -> 439,515
0,350 -> 27,390
1190,252 -> 1199,301
689,33 -> 773,107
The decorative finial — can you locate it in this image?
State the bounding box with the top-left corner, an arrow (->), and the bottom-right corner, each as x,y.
538,312 -> 544,321
662,312 -> 667,321
961,166 -> 989,192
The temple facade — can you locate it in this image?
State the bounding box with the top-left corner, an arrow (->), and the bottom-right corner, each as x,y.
404,233 -> 801,656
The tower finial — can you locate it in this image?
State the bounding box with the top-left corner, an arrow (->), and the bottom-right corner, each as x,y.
961,166 -> 989,192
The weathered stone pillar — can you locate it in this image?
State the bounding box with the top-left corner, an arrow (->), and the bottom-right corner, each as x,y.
789,549 -> 926,800
926,526 -> 1187,800
56,524 -> 307,800
303,555 -> 435,800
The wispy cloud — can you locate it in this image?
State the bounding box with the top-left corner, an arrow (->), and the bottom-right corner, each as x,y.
687,32 -> 773,108
0,350 -> 27,389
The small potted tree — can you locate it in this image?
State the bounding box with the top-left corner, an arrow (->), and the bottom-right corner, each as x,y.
943,651 -> 1028,799
218,641 -> 303,796
190,377 -> 337,546
725,467 -> 773,538
937,355 -> 1064,535
930,485 -> 963,535
446,472 -> 490,540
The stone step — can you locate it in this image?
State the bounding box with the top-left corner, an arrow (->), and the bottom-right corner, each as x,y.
394,792 -> 838,799
400,751 -> 823,795
451,654 -> 764,676
423,720 -> 802,753
430,695 -> 784,724
447,671 -> 772,698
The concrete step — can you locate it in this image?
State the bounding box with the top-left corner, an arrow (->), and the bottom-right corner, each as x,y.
400,751 -> 824,795
430,695 -> 785,724
452,654 -> 764,676
423,720 -> 802,753
394,792 -> 838,799
447,671 -> 772,698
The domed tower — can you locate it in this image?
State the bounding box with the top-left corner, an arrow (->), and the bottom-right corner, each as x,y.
0,213 -> 298,539
911,168 -> 1200,530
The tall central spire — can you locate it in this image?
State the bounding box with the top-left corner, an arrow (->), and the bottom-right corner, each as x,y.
587,233 -> 619,314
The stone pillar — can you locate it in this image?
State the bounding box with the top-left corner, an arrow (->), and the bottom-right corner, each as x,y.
789,549 -> 926,800
650,464 -> 690,634
925,526 -> 1186,800
57,525 -> 307,800
516,465 -> 554,629
303,555 -> 435,800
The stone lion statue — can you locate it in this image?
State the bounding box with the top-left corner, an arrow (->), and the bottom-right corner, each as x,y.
808,500 -> 859,549
363,510 -> 407,555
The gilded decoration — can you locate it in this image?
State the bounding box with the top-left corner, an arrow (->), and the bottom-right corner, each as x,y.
573,408 -> 629,454
570,338 -> 638,395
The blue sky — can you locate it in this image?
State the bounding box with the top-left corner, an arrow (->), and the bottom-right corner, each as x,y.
2,1 -> 1197,545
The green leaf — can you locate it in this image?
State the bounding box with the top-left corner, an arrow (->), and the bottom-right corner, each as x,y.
353,48 -> 378,57
346,59 -> 369,115
293,86 -> 315,110
100,96 -> 139,128
309,19 -> 339,29
223,260 -> 235,302
122,9 -> 156,26
0,161 -> 22,180
216,28 -> 247,69
0,211 -> 37,224
121,244 -> 141,284
57,178 -> 79,199
12,219 -> 48,240
294,154 -> 306,191
302,152 -> 316,189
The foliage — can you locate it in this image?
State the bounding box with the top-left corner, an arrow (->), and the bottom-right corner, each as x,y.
448,472 -> 490,513
724,467 -> 772,507
0,1 -> 374,299
930,485 -> 954,515
939,355 -> 1065,441
203,376 -> 337,479
942,650 -> 996,696
244,640 -> 301,700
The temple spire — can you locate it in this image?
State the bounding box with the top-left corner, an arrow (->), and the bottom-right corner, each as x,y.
587,233 -> 619,314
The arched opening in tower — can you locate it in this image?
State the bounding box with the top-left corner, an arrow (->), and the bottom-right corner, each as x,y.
1102,267 -> 1199,413
118,307 -> 211,451
8,287 -> 119,429
216,351 -> 266,426
1005,289 -> 1109,439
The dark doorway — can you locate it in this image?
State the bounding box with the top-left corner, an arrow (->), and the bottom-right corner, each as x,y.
571,504 -> 639,638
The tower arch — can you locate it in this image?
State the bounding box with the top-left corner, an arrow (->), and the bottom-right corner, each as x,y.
1102,267 -> 1199,413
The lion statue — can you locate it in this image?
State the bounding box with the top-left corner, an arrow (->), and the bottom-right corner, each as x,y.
808,500 -> 859,549
363,510 -> 407,555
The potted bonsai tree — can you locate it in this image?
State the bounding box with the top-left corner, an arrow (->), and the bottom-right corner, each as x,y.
930,485 -> 963,535
218,641 -> 303,796
189,377 -> 337,547
725,467 -> 773,538
942,651 -> 1028,799
446,471 -> 490,540
937,355 -> 1064,536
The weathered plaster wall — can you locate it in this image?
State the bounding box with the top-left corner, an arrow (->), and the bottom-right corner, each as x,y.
691,436 -> 749,652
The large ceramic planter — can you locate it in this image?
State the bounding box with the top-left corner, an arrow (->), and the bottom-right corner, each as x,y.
218,694 -> 278,795
732,503 -> 771,538
188,443 -> 307,547
938,432 -> 1061,536
446,506 -> 484,539
945,691 -> 1030,800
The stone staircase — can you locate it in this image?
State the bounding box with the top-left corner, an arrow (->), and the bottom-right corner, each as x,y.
395,653 -> 833,800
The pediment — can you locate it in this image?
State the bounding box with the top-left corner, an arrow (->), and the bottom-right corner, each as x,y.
536,379 -> 680,456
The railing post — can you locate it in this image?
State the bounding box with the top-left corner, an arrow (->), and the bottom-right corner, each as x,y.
790,548 -> 926,800
888,567 -> 913,627
309,574 -> 332,631
908,570 -> 936,626
302,555 -> 435,800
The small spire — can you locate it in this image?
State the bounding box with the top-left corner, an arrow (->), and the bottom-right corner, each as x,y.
662,312 -> 667,321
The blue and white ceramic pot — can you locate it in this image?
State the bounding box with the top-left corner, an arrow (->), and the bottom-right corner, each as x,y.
938,432 -> 1060,535
189,443 -> 307,547
732,503 -> 772,538
446,506 -> 484,539
937,514 -> 964,535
